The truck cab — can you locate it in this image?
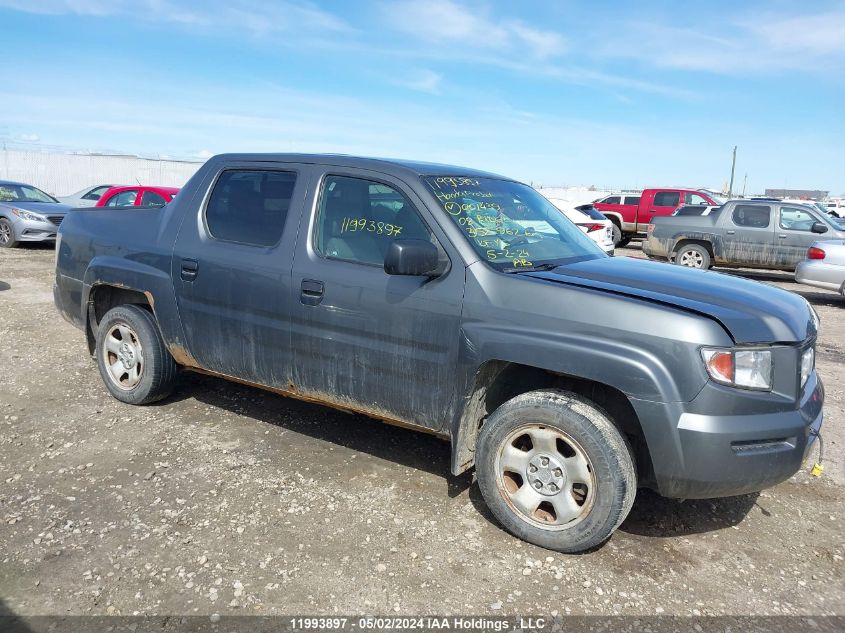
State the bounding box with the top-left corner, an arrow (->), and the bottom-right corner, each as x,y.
594,188 -> 717,246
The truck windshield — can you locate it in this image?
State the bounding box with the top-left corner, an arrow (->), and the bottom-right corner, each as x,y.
424,176 -> 604,271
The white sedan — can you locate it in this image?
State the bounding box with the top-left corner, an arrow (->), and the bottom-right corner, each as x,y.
545,197 -> 614,254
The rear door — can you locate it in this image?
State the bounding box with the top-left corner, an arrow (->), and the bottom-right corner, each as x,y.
775,205 -> 827,268
104,189 -> 140,207
289,167 -> 465,432
172,163 -> 308,385
140,189 -> 169,208
722,204 -> 776,266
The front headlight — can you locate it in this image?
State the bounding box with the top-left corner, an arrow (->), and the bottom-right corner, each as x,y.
800,347 -> 815,387
701,347 -> 773,390
10,208 -> 46,222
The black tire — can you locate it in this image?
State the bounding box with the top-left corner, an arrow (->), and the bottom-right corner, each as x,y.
95,304 -> 177,405
617,236 -> 632,248
0,218 -> 18,248
610,222 -> 622,247
674,243 -> 711,269
476,389 -> 636,553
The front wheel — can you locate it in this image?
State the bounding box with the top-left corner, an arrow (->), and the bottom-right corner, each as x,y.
0,218 -> 17,248
476,390 -> 636,553
96,304 -> 177,404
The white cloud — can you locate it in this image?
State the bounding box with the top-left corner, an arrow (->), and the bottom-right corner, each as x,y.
0,0 -> 351,36
395,69 -> 442,94
601,8 -> 845,74
383,0 -> 567,60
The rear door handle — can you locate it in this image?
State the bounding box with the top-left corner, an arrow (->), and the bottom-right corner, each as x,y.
778,234 -> 787,239
180,258 -> 199,281
300,279 -> 324,305
726,230 -> 735,235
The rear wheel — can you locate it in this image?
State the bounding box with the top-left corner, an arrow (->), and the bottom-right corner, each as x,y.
0,219 -> 17,248
674,243 -> 711,269
476,389 -> 636,553
96,304 -> 177,404
610,222 -> 622,247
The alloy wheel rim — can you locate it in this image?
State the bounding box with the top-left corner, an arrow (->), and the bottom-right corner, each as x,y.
102,323 -> 144,390
0,223 -> 9,243
495,424 -> 595,531
679,249 -> 703,267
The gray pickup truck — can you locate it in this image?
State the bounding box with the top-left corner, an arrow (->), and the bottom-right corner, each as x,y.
54,154 -> 823,553
643,199 -> 845,270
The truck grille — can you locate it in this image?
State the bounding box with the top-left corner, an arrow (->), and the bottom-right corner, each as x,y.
47,215 -> 64,226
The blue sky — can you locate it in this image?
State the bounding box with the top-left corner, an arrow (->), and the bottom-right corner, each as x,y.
1,0 -> 843,192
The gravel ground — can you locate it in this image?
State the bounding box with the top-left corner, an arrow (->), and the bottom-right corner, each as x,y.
0,242 -> 843,618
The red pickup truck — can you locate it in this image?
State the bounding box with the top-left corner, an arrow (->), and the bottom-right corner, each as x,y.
593,188 -> 719,246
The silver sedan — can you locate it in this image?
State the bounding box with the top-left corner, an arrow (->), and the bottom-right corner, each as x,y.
795,239 -> 845,295
0,180 -> 73,248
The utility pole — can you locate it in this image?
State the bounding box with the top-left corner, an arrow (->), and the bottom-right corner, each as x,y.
728,145 -> 737,197
742,173 -> 747,197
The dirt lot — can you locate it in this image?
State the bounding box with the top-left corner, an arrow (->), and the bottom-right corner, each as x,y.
1,242 -> 843,618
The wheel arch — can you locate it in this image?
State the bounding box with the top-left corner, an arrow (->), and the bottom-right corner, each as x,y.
450,359 -> 655,487
82,256 -> 185,358
672,237 -> 715,261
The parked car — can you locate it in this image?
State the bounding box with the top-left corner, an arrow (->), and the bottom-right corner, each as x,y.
593,188 -> 719,247
97,185 -> 180,208
672,204 -> 721,217
58,184 -> 119,208
54,154 -> 823,553
795,240 -> 845,295
0,180 -> 74,248
544,197 -> 614,254
643,199 -> 845,270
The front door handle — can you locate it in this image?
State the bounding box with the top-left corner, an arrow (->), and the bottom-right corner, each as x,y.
726,230 -> 735,235
181,258 -> 199,281
300,279 -> 324,306
778,234 -> 787,239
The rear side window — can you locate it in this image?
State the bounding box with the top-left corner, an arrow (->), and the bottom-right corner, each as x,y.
653,191 -> 680,207
601,195 -> 621,204
732,204 -> 771,228
315,175 -> 432,266
141,191 -> 168,207
623,196 -> 641,205
205,170 -> 296,246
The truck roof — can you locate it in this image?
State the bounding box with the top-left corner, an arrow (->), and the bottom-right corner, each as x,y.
207,153 -> 512,181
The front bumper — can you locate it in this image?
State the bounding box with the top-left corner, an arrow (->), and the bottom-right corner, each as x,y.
795,260 -> 845,294
10,216 -> 62,242
631,372 -> 824,499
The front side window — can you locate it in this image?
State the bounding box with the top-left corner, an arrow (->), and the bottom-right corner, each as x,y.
106,190 -> 138,207
685,193 -> 709,205
732,204 -> 771,228
424,176 -> 602,271
315,175 -> 432,266
779,206 -> 817,232
83,186 -> 111,201
205,170 -> 296,246
601,195 -> 621,204
653,191 -> 680,207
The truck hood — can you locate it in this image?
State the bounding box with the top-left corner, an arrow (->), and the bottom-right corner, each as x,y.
1,201 -> 74,215
526,256 -> 815,344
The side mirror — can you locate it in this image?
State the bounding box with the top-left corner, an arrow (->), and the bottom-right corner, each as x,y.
811,221 -> 828,234
384,239 -> 441,276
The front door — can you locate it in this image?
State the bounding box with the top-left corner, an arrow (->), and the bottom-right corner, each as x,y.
722,203 -> 776,266
290,168 -> 465,432
640,190 -> 681,230
775,205 -> 827,268
173,164 -> 307,386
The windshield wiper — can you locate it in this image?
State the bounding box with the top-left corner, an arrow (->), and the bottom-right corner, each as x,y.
501,262 -> 561,273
